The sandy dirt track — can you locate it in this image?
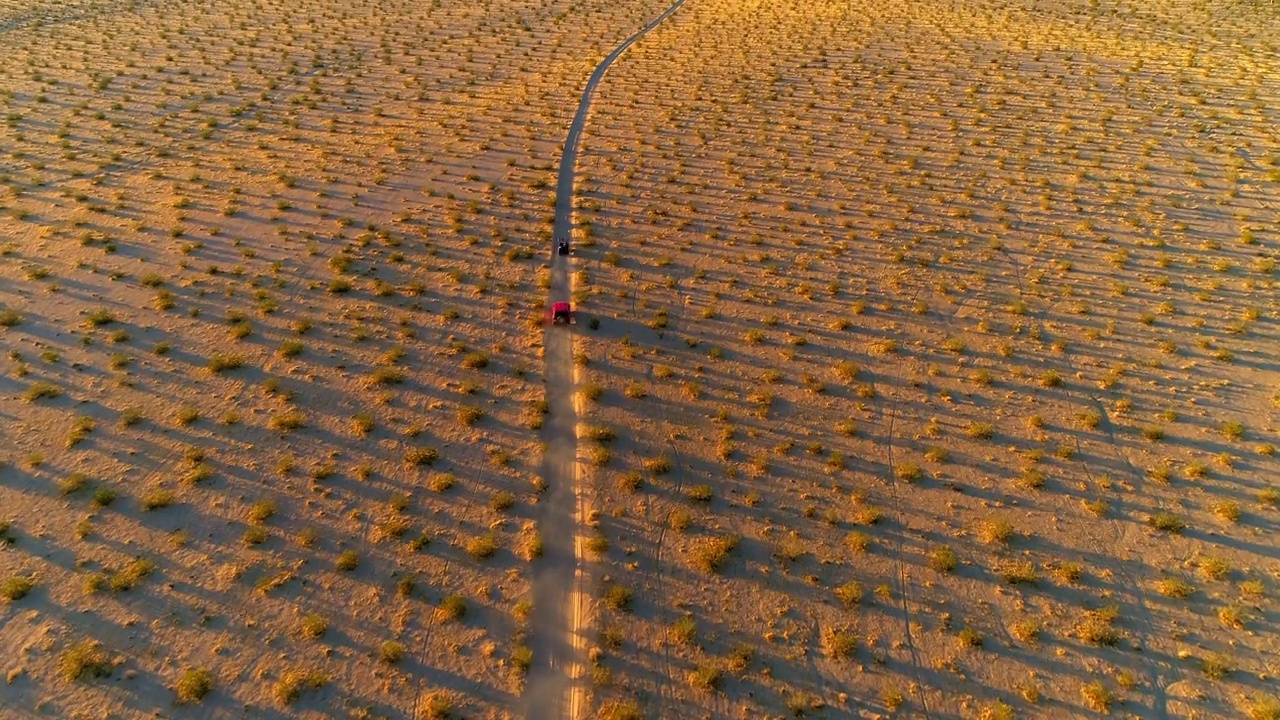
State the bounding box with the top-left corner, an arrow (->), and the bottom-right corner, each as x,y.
523,1 -> 691,717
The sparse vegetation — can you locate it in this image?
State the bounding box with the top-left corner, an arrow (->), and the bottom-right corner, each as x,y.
1,2 -> 1276,717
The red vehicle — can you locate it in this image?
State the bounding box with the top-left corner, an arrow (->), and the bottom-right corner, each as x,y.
548,302 -> 574,325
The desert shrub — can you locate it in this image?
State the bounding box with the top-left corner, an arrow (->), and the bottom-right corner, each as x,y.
1258,487 -> 1279,507
688,662 -> 723,691
603,584 -> 632,612
60,472 -> 89,495
586,444 -> 612,467
600,701 -> 643,720
1148,512 -> 1186,533
584,533 -> 609,557
1050,561 -> 1084,584
1016,468 -> 1046,490
84,309 -> 116,327
2,575 -> 34,602
1212,500 -> 1241,523
825,629 -> 857,659
929,546 -> 958,573
835,581 -> 863,607
466,534 -> 498,560
429,473 -> 455,492
643,456 -> 672,474
109,558 -> 155,592
140,488 -> 175,511
1081,680 -> 1114,712
273,669 -> 327,706
956,627 -> 983,648
895,463 -> 924,482
834,360 -> 861,382
685,484 -> 713,503
300,613 -> 328,639
690,534 -> 739,573
978,701 -> 1015,720
965,421 -> 995,440
583,424 -> 616,442
175,406 -> 200,425
844,531 -> 871,554
268,411 -> 307,432
1222,421 -> 1245,441
175,668 -> 214,703
669,616 -> 697,646
249,499 -> 276,524
490,491 -> 515,512
1245,696 -> 1280,720
207,354 -> 244,373
336,550 -> 359,571
511,644 -> 533,674
616,472 -> 643,494
456,404 -> 485,426
1076,605 -> 1121,646
1009,619 -> 1040,643
379,641 -> 405,665
1198,556 -> 1231,582
996,559 -> 1038,585
852,506 -> 882,525
438,594 -> 467,622
60,641 -> 111,681
405,447 -> 439,466
1220,604 -> 1247,629
420,692 -> 454,719
367,367 -> 405,386
775,536 -> 807,563
242,526 -> 268,546
977,518 -> 1014,545
1202,653 -> 1234,680
23,382 -> 61,402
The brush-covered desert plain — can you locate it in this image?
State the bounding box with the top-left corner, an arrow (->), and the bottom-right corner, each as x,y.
1,0 -> 1279,718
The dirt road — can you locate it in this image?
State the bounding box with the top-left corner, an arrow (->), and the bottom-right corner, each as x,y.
521,1 -> 689,718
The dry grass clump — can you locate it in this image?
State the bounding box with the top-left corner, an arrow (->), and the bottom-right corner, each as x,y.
688,534 -> 740,574
174,668 -> 214,703
60,641 -> 112,682
2,575 -> 35,602
273,668 -> 328,706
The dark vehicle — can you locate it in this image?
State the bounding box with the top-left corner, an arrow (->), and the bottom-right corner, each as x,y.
556,238 -> 570,256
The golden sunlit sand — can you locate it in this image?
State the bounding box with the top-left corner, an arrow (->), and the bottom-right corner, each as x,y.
2,0 -> 1278,718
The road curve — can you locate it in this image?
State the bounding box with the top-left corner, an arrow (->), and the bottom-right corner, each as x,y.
522,2 -> 689,719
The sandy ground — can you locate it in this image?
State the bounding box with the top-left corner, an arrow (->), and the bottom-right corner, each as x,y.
0,0 -> 669,717
567,0 -> 1280,718
1,0 -> 1279,719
